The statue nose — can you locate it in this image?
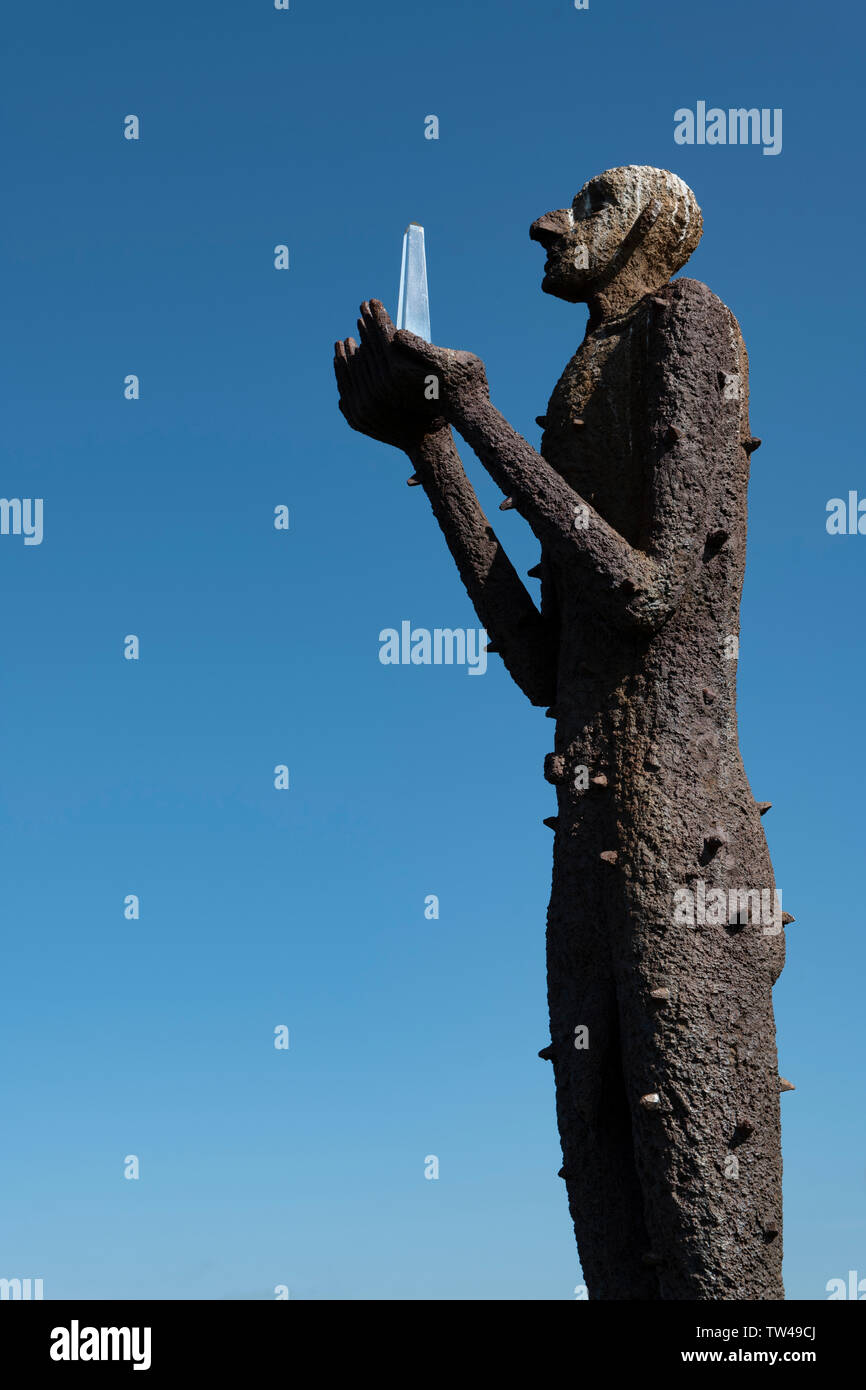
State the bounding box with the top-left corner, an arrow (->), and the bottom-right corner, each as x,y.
530,209 -> 570,244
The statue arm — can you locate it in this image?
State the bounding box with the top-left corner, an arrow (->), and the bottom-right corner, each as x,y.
415,288 -> 734,635
446,393 -> 656,627
407,424 -> 558,706
333,302 -> 555,701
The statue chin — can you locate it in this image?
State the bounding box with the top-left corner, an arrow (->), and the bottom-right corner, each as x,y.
542,274 -> 583,303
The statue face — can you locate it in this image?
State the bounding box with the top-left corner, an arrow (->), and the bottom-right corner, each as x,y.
530,167 -> 701,306
530,173 -> 636,303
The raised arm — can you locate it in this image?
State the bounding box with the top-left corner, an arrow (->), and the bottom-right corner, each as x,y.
406,425 -> 557,706
334,302 -> 557,706
394,282 -> 737,636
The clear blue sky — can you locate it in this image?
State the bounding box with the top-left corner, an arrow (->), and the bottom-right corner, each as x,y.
1,0 -> 862,1300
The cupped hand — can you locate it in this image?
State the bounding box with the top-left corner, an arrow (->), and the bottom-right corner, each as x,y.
334,300 -> 445,452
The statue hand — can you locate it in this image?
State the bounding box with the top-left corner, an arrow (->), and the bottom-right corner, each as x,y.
392,327 -> 489,423
334,300 -> 444,452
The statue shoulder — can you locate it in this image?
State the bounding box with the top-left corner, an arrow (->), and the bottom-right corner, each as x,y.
653,277 -> 751,426
666,277 -> 744,338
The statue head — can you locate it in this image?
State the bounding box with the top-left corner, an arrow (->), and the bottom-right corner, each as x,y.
530,166 -> 702,318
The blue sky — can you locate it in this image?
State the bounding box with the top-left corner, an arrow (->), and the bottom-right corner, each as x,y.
1,0 -> 862,1299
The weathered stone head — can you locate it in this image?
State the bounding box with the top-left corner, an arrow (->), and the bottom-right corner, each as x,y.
530,166 -> 703,317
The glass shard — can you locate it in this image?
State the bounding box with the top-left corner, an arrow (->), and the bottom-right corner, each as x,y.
396,223 -> 431,342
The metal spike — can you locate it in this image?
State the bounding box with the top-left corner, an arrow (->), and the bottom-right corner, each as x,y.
781,912 -> 795,925
639,1092 -> 661,1109
779,1077 -> 795,1092
535,415 -> 548,428
706,527 -> 729,548
499,497 -> 515,511
543,816 -> 559,831
649,987 -> 670,1001
527,563 -> 543,579
538,1044 -> 555,1062
572,418 -> 585,428
600,850 -> 618,865
744,437 -> 762,454
590,774 -> 608,788
543,754 -> 566,784
407,474 -> 422,486
557,1167 -> 566,1179
652,296 -> 668,307
545,707 -> 558,720
485,642 -> 500,655
757,801 -> 772,815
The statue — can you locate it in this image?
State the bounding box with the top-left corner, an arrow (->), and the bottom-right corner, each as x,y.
334,166 -> 787,1300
